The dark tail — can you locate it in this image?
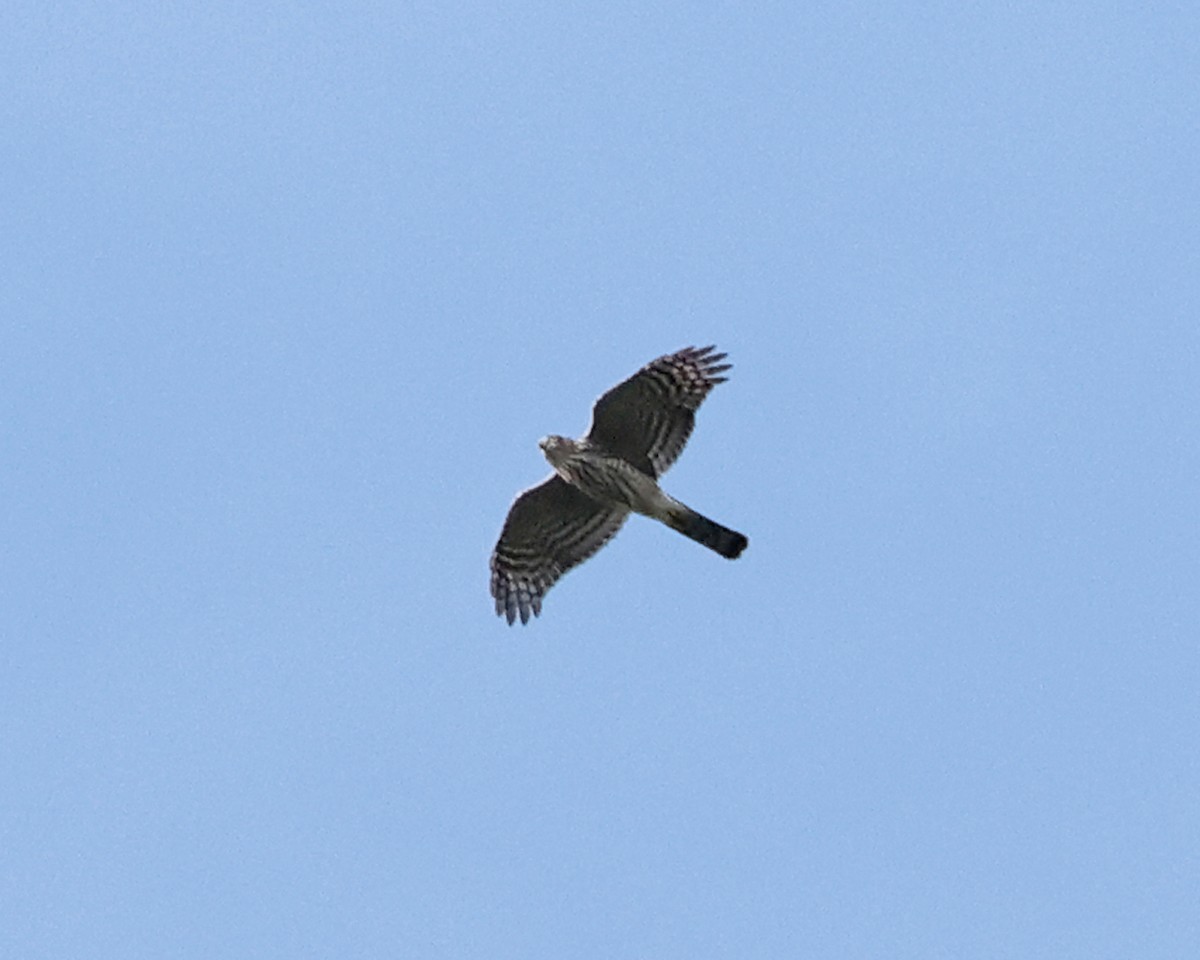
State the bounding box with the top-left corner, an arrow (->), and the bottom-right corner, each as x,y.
666,505 -> 748,559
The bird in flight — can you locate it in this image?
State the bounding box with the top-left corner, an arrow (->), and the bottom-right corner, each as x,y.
490,345 -> 748,625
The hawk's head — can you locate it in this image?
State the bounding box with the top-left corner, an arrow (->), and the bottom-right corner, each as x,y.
538,434 -> 572,467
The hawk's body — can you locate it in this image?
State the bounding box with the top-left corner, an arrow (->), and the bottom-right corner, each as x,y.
490,346 -> 747,625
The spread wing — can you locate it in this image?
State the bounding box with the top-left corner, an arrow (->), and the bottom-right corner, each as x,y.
585,345 -> 731,477
490,476 -> 629,625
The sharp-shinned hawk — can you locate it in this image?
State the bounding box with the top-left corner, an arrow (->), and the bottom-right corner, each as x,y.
490,345 -> 748,625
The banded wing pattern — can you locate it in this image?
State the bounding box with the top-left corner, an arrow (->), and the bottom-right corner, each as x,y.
586,345 -> 731,478
490,476 -> 629,625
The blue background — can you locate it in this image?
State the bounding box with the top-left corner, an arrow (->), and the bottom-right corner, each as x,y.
3,3 -> 1197,957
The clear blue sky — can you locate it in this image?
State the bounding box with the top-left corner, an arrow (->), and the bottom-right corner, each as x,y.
3,3 -> 1197,957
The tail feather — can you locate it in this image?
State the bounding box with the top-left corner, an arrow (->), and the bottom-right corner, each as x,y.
666,505 -> 748,559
